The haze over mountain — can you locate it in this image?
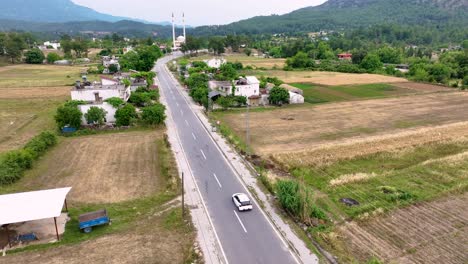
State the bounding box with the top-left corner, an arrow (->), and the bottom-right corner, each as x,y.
194,0 -> 468,35
0,0 -> 168,24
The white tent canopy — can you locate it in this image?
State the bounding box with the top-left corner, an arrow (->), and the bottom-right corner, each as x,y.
0,187 -> 71,226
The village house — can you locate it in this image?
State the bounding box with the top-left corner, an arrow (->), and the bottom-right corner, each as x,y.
42,41 -> 61,50
338,53 -> 352,60
71,78 -> 131,125
205,58 -> 226,69
102,55 -> 120,74
209,76 -> 260,105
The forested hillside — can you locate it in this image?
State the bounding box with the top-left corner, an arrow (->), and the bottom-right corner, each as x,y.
194,0 -> 468,41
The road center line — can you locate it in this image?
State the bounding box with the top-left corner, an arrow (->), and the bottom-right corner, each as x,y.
180,109 -> 184,115
213,173 -> 222,188
192,132 -> 197,140
176,102 -> 179,107
233,211 -> 248,233
200,149 -> 207,160
185,120 -> 189,126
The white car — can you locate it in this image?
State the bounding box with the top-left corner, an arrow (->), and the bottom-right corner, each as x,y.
232,193 -> 253,211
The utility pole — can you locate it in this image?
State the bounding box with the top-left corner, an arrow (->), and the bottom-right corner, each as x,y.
246,103 -> 250,155
181,172 -> 185,217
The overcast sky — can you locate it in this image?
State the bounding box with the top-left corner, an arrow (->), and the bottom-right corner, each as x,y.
72,0 -> 327,26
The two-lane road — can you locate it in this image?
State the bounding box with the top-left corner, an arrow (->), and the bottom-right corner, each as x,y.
156,54 -> 298,264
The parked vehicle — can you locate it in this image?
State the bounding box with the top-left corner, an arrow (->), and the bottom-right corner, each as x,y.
232,193 -> 253,211
78,209 -> 110,233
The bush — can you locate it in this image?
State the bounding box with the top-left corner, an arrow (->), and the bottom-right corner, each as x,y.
141,103 -> 166,125
0,132 -> 57,186
115,104 -> 137,126
55,105 -> 83,129
47,52 -> 61,63
105,97 -> 125,108
269,87 -> 289,105
84,106 -> 107,125
24,131 -> 57,158
216,96 -> 233,110
25,48 -> 45,64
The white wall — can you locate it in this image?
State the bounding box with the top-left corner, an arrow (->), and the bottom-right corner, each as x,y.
79,103 -> 116,125
234,83 -> 260,98
71,89 -> 121,102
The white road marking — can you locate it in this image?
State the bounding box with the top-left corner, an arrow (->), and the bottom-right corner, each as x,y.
176,102 -> 179,107
200,149 -> 207,160
180,109 -> 184,115
234,210 -> 248,233
192,133 -> 197,140
213,173 -> 222,188
185,120 -> 189,126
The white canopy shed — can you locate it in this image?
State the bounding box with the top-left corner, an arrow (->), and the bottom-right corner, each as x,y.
0,187 -> 71,245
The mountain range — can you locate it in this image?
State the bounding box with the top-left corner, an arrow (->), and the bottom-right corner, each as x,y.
0,0 -> 168,24
0,0 -> 466,39
194,0 -> 468,35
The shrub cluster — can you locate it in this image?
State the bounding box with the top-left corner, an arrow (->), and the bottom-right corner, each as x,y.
0,132 -> 57,185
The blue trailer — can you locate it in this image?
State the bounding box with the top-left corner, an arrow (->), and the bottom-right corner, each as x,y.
78,209 -> 110,233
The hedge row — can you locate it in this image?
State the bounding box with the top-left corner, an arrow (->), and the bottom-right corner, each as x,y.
0,131 -> 57,185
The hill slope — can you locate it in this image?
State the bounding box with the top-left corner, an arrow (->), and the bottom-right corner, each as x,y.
0,0 -> 149,23
194,0 -> 468,35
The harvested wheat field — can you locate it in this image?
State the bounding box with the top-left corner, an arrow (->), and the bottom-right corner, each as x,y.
0,86 -> 70,99
242,69 -> 407,85
21,131 -> 164,203
337,193 -> 468,264
218,92 -> 468,158
392,82 -> 452,93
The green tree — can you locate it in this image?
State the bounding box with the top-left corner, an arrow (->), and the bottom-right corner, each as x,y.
428,63 -> 452,83
24,48 -> 45,64
216,64 -> 238,81
181,36 -> 201,54
84,107 -> 107,125
119,50 -> 140,71
141,104 -> 166,125
55,105 -> 83,129
269,87 -> 289,105
376,46 -> 402,64
115,104 -> 137,126
216,96 -> 233,110
360,54 -> 383,72
286,51 -> 314,69
317,42 -> 335,60
5,34 -> 26,63
47,52 -> 61,63
108,64 -> 119,74
244,48 -> 252,56
208,37 -> 225,55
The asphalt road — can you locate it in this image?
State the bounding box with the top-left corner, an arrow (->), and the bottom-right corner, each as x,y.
155,54 -> 297,264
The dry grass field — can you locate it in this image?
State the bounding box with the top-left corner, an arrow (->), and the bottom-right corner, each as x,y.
19,131 -> 164,203
217,92 -> 468,157
0,64 -> 97,153
214,89 -> 468,263
188,53 -> 286,69
0,64 -> 92,88
243,69 -> 408,85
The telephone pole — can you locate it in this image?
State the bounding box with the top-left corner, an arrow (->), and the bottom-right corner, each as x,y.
246,103 -> 250,155
181,172 -> 185,217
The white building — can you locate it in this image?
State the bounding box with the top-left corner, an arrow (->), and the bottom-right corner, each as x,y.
44,41 -> 61,50
205,58 -> 226,69
209,76 -> 260,104
71,81 -> 131,125
102,56 -> 120,74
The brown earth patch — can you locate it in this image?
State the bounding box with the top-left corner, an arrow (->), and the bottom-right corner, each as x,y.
392,82 -> 452,93
337,193 -> 468,264
21,131 -> 163,203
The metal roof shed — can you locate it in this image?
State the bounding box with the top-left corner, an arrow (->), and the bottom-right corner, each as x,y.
0,187 -> 71,246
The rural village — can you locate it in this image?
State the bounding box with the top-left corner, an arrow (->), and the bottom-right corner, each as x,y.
0,1 -> 467,264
